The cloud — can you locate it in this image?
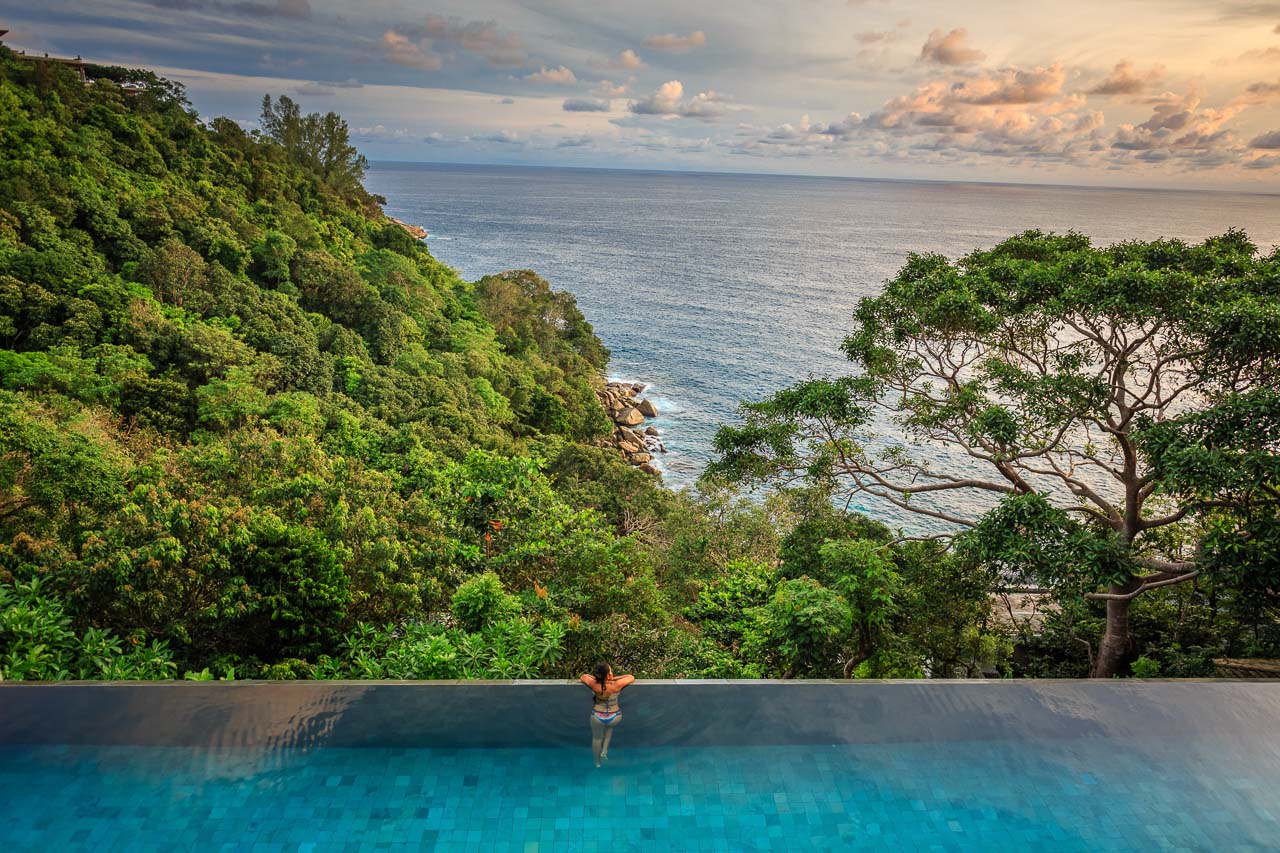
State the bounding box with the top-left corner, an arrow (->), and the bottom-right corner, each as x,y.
292,78 -> 365,96
525,66 -> 578,85
1249,129 -> 1280,148
629,80 -> 731,119
259,53 -> 306,70
422,15 -> 526,67
631,80 -> 685,114
381,31 -> 442,70
642,31 -> 707,51
948,64 -> 1069,105
864,64 -> 1077,130
764,115 -> 815,140
563,98 -> 610,112
731,60 -> 1108,166
146,0 -> 310,18
1236,79 -> 1280,105
353,124 -> 415,143
817,113 -> 865,139
613,49 -> 647,70
919,28 -> 985,65
592,80 -> 629,98
1085,61 -> 1164,96
1239,46 -> 1280,61
473,129 -> 522,144
855,30 -> 901,45
293,82 -> 336,95
1110,91 -> 1251,168
237,0 -> 309,16
387,15 -> 527,69
556,135 -> 594,148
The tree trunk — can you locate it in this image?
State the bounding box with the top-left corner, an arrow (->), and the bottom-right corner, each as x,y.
843,651 -> 869,679
1091,581 -> 1138,678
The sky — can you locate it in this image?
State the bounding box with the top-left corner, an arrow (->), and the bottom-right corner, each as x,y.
3,0 -> 1280,189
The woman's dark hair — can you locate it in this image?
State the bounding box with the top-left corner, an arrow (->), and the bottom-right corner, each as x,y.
593,661 -> 610,694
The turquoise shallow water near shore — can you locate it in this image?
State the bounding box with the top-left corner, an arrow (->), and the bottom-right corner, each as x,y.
367,163 -> 1280,522
4,735 -> 1277,851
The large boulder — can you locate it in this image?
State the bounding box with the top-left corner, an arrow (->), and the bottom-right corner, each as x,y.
644,426 -> 659,436
616,407 -> 645,426
390,217 -> 428,239
628,452 -> 652,464
619,441 -> 641,454
639,463 -> 660,475
607,382 -> 636,398
636,398 -> 658,417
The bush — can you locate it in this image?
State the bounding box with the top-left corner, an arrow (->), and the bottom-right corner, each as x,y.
0,579 -> 177,681
746,577 -> 851,678
451,572 -> 520,632
317,618 -> 566,680
686,559 -> 775,647
1129,656 -> 1162,678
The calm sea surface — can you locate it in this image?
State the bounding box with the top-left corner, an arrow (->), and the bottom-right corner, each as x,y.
367,163 -> 1280,519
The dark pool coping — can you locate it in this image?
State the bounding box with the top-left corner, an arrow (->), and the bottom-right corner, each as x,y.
4,676 -> 1278,685
3,679 -> 1279,749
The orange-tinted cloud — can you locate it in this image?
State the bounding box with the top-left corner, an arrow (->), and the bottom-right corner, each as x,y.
1085,61 -> 1164,96
642,31 -> 707,51
381,31 -> 442,70
919,28 -> 985,65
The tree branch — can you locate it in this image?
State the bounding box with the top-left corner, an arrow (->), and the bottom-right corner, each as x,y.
1085,570 -> 1199,601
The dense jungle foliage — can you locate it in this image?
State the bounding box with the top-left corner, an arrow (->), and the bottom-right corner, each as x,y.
1,51 -> 1275,683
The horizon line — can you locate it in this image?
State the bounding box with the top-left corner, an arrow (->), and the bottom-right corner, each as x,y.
367,158 -> 1280,199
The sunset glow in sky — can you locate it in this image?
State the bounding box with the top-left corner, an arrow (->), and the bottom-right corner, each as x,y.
5,0 -> 1280,188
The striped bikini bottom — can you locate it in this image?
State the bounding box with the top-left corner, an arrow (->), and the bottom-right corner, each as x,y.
591,709 -> 621,726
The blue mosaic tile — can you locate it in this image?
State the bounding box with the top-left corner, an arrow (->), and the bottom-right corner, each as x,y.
2,733 -> 1278,851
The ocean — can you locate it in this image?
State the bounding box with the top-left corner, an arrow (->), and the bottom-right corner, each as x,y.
366,162 -> 1280,522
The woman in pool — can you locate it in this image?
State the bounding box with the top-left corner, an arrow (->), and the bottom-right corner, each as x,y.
579,661 -> 634,767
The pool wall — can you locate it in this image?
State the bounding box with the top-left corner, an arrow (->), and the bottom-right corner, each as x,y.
3,680 -> 1279,749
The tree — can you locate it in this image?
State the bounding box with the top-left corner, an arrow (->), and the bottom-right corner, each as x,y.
259,95 -> 368,195
136,239 -> 205,306
821,540 -> 900,677
1138,389 -> 1280,627
748,577 -> 851,678
711,230 -> 1280,677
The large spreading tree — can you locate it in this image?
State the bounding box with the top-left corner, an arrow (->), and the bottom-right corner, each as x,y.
711,230 -> 1280,678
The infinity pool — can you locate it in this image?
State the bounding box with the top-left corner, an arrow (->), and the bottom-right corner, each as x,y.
2,681 -> 1278,851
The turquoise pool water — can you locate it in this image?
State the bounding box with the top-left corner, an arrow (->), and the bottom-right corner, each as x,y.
3,733 -> 1277,851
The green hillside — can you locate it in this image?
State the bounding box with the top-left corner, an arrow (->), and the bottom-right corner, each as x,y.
3,49 -> 1272,683
0,49 -> 682,679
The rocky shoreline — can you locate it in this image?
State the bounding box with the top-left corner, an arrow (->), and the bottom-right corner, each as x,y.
596,381 -> 666,476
